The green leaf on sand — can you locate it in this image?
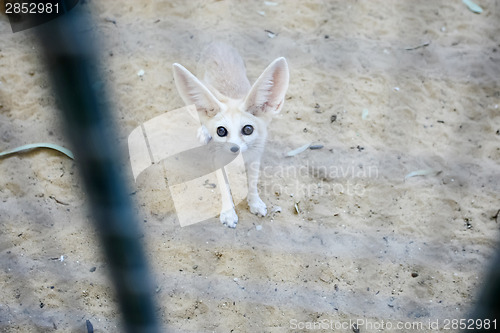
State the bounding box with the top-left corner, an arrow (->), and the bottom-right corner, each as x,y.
463,0 -> 483,13
0,143 -> 74,160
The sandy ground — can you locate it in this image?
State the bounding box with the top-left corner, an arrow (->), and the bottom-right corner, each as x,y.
1,0 -> 500,332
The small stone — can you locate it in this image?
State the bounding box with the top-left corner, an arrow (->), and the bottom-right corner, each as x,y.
411,272 -> 419,278
362,108 -> 369,120
265,30 -> 276,38
319,271 -> 332,283
271,206 -> 282,214
89,267 -> 96,272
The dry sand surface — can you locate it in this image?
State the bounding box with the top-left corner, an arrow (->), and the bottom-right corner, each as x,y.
1,0 -> 500,332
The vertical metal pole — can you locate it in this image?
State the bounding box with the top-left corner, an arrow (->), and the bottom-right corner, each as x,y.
36,7 -> 161,333
466,249 -> 500,332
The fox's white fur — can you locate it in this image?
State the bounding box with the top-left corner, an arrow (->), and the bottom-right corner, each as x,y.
173,42 -> 289,228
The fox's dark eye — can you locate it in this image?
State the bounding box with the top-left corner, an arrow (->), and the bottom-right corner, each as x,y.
217,126 -> 228,137
242,125 -> 254,135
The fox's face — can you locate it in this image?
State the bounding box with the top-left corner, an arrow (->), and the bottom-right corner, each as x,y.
203,105 -> 267,153
173,55 -> 288,154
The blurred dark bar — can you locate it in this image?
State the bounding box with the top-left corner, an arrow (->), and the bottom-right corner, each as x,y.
465,248 -> 500,332
35,4 -> 161,333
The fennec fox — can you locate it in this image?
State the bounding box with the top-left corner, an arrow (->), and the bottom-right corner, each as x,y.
173,42 -> 289,228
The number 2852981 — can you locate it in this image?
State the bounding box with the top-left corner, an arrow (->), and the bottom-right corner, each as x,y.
443,319 -> 496,330
5,2 -> 59,14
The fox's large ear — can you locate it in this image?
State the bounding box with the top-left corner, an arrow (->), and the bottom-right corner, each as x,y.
243,57 -> 289,118
173,63 -> 224,118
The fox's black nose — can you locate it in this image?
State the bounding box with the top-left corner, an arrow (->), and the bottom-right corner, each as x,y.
230,145 -> 239,153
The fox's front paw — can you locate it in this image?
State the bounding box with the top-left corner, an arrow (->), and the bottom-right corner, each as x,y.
197,125 -> 212,145
248,196 -> 267,217
220,209 -> 238,228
